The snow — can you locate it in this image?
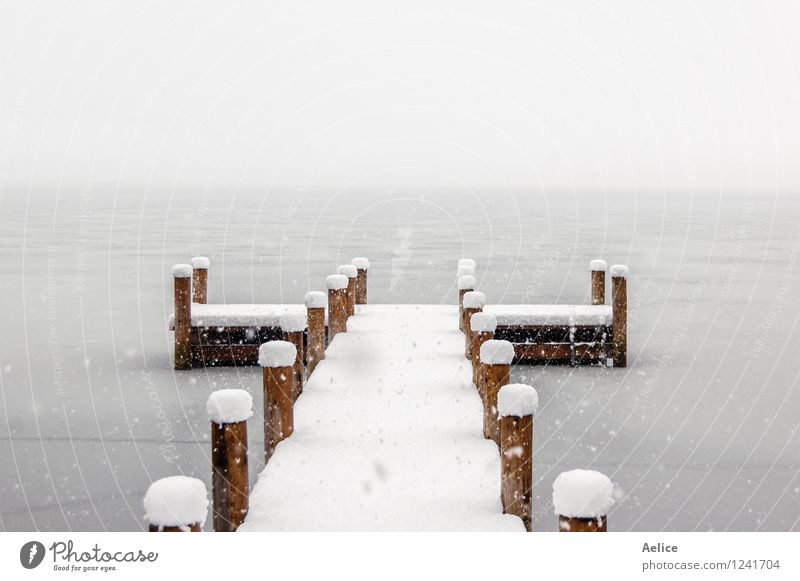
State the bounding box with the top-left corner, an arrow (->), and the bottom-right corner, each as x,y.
479,339 -> 514,365
337,264 -> 358,278
326,274 -> 349,290
191,256 -> 210,269
258,341 -> 297,368
590,259 -> 607,271
240,305 -> 524,532
304,291 -> 327,308
351,257 -> 370,270
168,303 -> 306,328
552,469 -> 614,518
172,264 -> 192,278
279,312 -> 307,333
462,291 -> 485,309
458,258 -> 476,269
457,275 -> 476,290
457,264 -> 475,277
143,476 -> 208,528
497,384 -> 539,417
484,304 -> 612,326
610,264 -> 629,278
470,312 -> 497,333
206,389 -> 253,424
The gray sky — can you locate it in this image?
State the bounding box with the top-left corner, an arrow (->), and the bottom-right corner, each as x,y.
1,0 -> 798,196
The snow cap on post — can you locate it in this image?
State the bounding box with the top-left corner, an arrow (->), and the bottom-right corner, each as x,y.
610,264 -> 629,278
304,291 -> 326,308
191,256 -> 210,270
336,264 -> 358,279
258,341 -> 297,368
552,469 -> 615,519
326,274 -> 348,290
590,259 -> 607,271
498,383 -> 539,418
457,264 -> 475,278
480,339 -> 515,365
279,312 -> 307,333
462,291 -> 485,309
458,275 -> 477,290
458,258 -> 476,269
351,257 -> 370,270
144,476 -> 208,529
172,264 -> 192,278
206,389 -> 254,424
470,312 -> 497,333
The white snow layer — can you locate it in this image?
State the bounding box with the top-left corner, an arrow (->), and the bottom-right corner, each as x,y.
337,264 -> 358,278
610,264 -> 629,278
143,476 -> 208,528
552,469 -> 615,518
590,259 -> 607,271
484,304 -> 612,326
240,304 -> 524,532
191,256 -> 210,269
351,257 -> 370,270
497,384 -> 539,417
479,339 -> 515,365
326,274 -> 349,290
206,389 -> 254,424
463,291 -> 486,309
258,341 -> 297,368
169,304 -> 306,328
172,264 -> 192,278
279,312 -> 307,333
458,275 -> 477,290
457,264 -> 475,277
304,291 -> 327,308
457,258 -> 476,269
470,312 -> 497,333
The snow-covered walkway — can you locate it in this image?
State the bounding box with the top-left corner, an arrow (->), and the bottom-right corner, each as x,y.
240,304 -> 523,531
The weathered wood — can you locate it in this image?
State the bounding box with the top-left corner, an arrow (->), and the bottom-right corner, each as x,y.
191,345 -> 260,367
193,325 -> 283,346
458,289 -> 468,331
500,414 -> 533,532
263,366 -> 295,463
355,268 -> 368,304
591,269 -> 605,306
612,272 -> 627,367
484,363 -> 510,444
148,523 -> 202,532
327,288 -> 348,343
495,324 -> 609,344
174,274 -> 192,370
559,515 -> 607,532
211,420 -> 249,532
192,265 -> 208,304
284,330 -> 305,400
346,276 -> 356,317
306,306 -> 325,374
463,306 -> 482,359
471,330 -> 493,391
513,343 -> 603,364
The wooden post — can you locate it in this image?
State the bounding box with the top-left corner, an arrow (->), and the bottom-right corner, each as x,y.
207,389 -> 251,532
280,312 -> 307,401
259,341 -> 297,463
590,259 -> 606,305
479,340 -> 514,445
553,469 -> 614,532
144,475 -> 208,532
337,265 -> 358,317
191,256 -> 209,304
611,265 -> 628,367
462,291 -> 485,359
172,264 -> 192,370
352,257 -> 369,305
457,275 -> 476,332
498,383 -> 538,532
304,291 -> 326,375
470,313 -> 497,394
327,274 -> 349,343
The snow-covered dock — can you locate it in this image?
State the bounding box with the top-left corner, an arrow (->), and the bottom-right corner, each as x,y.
239,305 -> 524,531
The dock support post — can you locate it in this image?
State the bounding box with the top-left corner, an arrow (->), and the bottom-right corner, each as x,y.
479,340 -> 514,445
470,313 -> 497,397
553,469 -> 614,532
172,264 -> 192,370
352,257 -> 369,305
305,291 -> 327,375
611,265 -> 628,367
207,390 -> 251,532
462,291 -> 485,359
259,341 -> 297,463
144,476 -> 208,532
458,275 -> 477,332
326,274 -> 349,344
498,383 -> 538,532
337,265 -> 358,317
590,259 -> 606,305
191,256 -> 209,304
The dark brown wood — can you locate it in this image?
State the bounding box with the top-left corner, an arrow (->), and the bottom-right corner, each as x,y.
591,269 -> 605,306
464,307 -> 482,360
500,414 -> 533,532
193,325 -> 283,346
174,275 -> 192,370
513,343 -> 603,364
355,268 -> 368,304
327,288 -> 348,343
458,288 -> 471,331
263,366 -> 295,463
148,523 -> 202,532
346,277 -> 356,317
484,363 -> 510,445
192,267 -> 208,304
285,330 -> 305,400
307,306 -> 326,374
495,324 -> 609,344
191,345 -> 260,367
612,274 -> 627,367
471,330 -> 493,390
211,420 -> 249,532
559,515 -> 607,532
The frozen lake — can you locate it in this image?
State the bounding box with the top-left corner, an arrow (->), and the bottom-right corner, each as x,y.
1,188 -> 798,531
